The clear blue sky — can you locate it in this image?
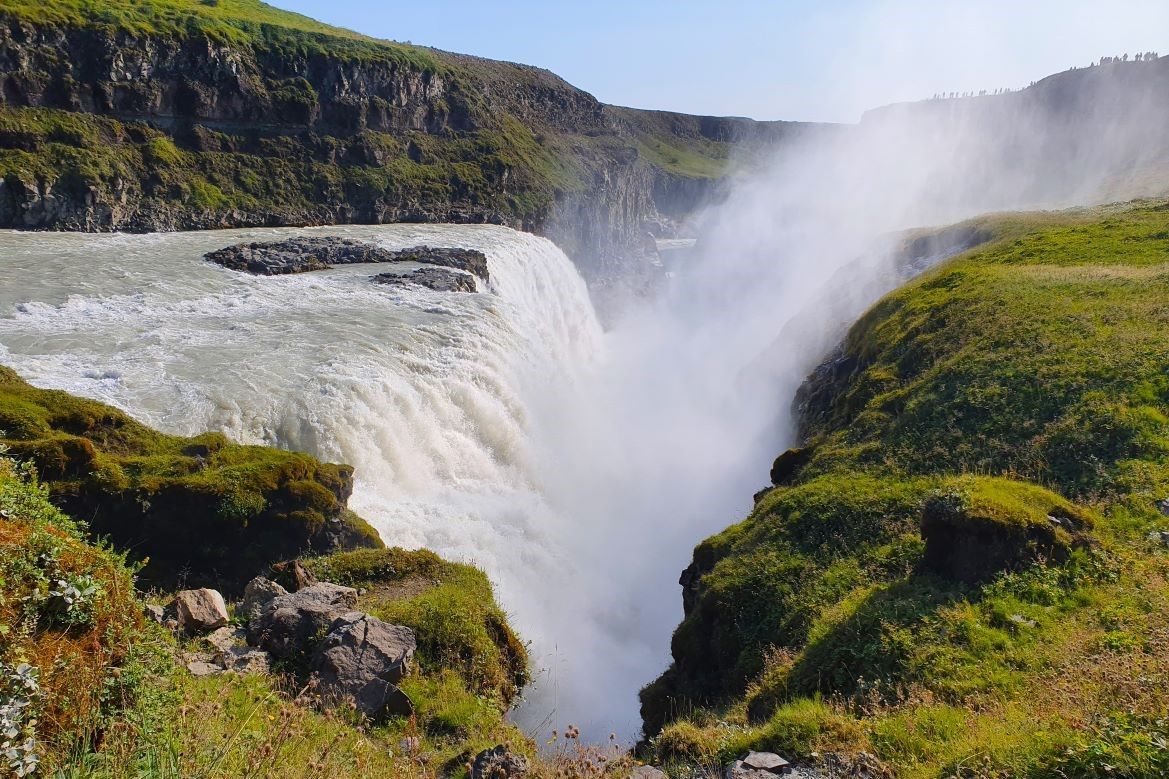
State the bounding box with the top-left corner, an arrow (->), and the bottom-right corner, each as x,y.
272,0 -> 1169,123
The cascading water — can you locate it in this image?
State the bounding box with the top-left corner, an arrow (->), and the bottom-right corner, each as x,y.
0,216 -> 908,741
3,70 -> 1162,741
0,224 -> 630,726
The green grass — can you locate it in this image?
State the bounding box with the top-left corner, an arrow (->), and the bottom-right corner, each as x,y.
641,199 -> 1169,778
306,548 -> 529,706
0,365 -> 382,590
0,0 -> 441,69
0,442 -> 534,777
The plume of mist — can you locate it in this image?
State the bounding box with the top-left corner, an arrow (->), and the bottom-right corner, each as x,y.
518,56 -> 1169,741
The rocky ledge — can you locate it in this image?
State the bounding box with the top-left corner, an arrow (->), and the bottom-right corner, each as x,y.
205,238 -> 490,282
374,267 -> 477,293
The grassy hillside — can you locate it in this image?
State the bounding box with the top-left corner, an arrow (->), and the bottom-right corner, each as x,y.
1,0 -> 440,66
640,199 -> 1169,778
0,448 -> 536,777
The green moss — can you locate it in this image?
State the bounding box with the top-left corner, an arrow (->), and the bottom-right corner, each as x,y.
0,365 -> 382,590
306,547 -> 529,706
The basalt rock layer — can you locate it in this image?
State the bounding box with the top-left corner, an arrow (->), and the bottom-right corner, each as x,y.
0,0 -> 809,289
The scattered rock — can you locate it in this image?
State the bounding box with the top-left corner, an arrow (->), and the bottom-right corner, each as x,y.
186,660 -> 223,677
247,582 -> 358,659
629,767 -> 668,779
268,560 -> 318,592
204,625 -> 245,654
743,752 -> 791,773
311,612 -> 417,720
221,647 -> 271,675
240,576 -> 288,622
471,745 -> 529,779
184,625 -> 272,677
1009,613 -> 1037,628
171,588 -> 229,635
814,751 -> 892,779
374,266 -> 477,292
143,604 -> 166,624
1157,498 -> 1169,517
205,239 -> 490,283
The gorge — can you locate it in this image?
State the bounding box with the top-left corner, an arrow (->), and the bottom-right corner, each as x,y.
3,2 -> 1169,777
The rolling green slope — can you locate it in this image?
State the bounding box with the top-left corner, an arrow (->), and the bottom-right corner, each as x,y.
641,200 -> 1169,778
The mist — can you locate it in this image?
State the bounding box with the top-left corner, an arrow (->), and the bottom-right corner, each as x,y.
514,55 -> 1169,740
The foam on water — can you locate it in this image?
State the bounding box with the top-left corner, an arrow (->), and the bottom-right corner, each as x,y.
0,224 -> 628,728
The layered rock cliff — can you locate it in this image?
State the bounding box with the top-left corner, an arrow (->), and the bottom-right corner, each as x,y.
0,0 -> 813,292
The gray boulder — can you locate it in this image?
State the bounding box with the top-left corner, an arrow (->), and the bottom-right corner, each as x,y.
471,745 -> 529,779
247,582 -> 358,658
629,767 -> 667,779
726,751 -> 793,778
240,577 -> 288,623
311,612 -> 416,720
171,588 -> 229,635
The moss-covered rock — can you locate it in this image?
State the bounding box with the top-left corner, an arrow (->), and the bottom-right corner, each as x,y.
921,477 -> 1095,582
0,365 -> 381,591
306,548 -> 528,707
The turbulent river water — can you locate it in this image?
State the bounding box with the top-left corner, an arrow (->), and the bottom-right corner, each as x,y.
0,223 -> 795,742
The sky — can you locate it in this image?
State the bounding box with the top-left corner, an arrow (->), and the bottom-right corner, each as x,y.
271,0 -> 1169,123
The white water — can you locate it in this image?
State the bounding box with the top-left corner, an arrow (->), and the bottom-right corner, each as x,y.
0,220 -> 916,740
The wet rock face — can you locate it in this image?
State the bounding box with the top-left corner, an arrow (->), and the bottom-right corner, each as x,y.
205,237 -> 402,275
376,246 -> 490,281
374,267 -> 477,292
205,239 -> 490,286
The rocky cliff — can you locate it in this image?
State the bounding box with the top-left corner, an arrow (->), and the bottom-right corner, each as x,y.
0,0 -> 813,293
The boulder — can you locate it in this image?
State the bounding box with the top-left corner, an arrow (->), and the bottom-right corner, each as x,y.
171,588 -> 229,635
725,752 -> 793,778
471,745 -> 529,779
311,612 -> 416,720
743,752 -> 791,773
240,576 -> 288,622
143,603 -> 166,624
629,767 -> 668,779
247,582 -> 358,658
